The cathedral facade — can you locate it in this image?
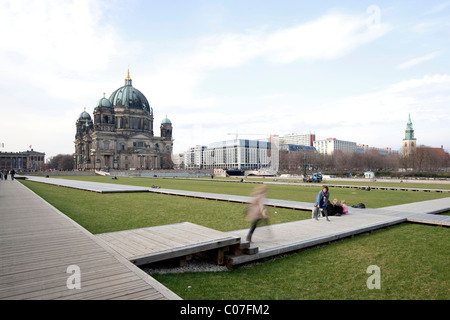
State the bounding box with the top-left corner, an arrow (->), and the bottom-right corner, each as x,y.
74,71 -> 173,170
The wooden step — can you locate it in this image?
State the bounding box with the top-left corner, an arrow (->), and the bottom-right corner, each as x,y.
243,246 -> 259,255
228,241 -> 260,256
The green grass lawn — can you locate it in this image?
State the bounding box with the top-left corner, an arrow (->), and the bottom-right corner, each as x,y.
152,223 -> 449,300
18,177 -> 450,300
38,175 -> 450,208
20,179 -> 310,233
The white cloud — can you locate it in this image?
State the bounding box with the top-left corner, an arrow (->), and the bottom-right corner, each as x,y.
0,0 -> 126,157
263,12 -> 390,63
0,0 -> 118,74
147,10 -> 391,116
179,11 -> 391,70
305,74 -> 450,148
171,73 -> 450,153
396,52 -> 442,69
426,1 -> 450,14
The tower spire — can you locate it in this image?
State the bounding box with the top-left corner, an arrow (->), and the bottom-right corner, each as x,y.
125,66 -> 132,86
404,113 -> 415,140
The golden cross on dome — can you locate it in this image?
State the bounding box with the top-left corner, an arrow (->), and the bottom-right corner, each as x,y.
126,65 -> 131,79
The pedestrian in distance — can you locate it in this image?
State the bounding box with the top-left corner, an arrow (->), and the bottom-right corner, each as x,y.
313,185 -> 330,221
245,185 -> 269,242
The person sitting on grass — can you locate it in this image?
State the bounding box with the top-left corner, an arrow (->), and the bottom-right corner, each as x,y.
331,198 -> 344,216
341,200 -> 349,215
341,200 -> 348,214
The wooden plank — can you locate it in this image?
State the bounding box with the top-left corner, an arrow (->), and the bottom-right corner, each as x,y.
225,213 -> 406,267
97,222 -> 241,266
0,181 -> 181,300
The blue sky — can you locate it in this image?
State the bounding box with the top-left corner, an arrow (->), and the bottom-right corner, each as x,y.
1,0 -> 449,159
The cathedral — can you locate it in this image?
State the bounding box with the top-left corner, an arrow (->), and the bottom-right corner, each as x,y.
74,70 -> 173,170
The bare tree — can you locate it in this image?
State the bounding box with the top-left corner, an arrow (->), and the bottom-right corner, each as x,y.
49,154 -> 74,171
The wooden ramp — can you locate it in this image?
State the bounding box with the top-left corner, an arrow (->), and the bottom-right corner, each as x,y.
0,180 -> 180,300
96,223 -> 241,266
224,211 -> 406,268
23,176 -> 150,193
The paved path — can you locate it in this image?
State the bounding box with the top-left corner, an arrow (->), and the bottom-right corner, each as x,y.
22,176 -> 151,193
0,179 -> 181,300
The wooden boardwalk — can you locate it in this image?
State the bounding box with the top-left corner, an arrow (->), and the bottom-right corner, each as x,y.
24,175 -> 313,210
0,180 -> 181,300
165,177 -> 450,193
224,197 -> 450,267
22,176 -> 151,193
225,211 -> 406,267
7,176 -> 450,273
96,222 -> 241,266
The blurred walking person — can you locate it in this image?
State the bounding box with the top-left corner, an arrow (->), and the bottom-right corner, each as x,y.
245,185 -> 269,242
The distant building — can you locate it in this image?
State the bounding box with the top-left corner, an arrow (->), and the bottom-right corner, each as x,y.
402,113 -> 417,157
357,144 -> 393,155
171,153 -> 185,169
184,139 -> 273,170
203,139 -> 272,170
280,144 -> 316,152
74,70 -> 173,170
0,149 -> 45,171
280,133 -> 316,146
313,138 -> 358,155
184,145 -> 207,170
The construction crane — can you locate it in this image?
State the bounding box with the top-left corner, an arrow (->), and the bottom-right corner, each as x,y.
227,131 -> 269,140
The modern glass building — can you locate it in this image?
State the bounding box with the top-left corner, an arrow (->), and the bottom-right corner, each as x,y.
184,139 -> 273,170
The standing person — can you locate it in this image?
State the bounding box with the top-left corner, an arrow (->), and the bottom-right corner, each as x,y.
313,185 -> 330,221
245,185 -> 269,242
4,170 -> 7,181
10,169 -> 15,180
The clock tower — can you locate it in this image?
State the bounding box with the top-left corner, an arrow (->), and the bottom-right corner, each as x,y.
402,113 -> 416,157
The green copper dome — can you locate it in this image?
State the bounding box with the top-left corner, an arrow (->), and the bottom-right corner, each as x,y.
97,96 -> 112,108
161,116 -> 171,124
78,110 -> 91,120
108,72 -> 152,114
